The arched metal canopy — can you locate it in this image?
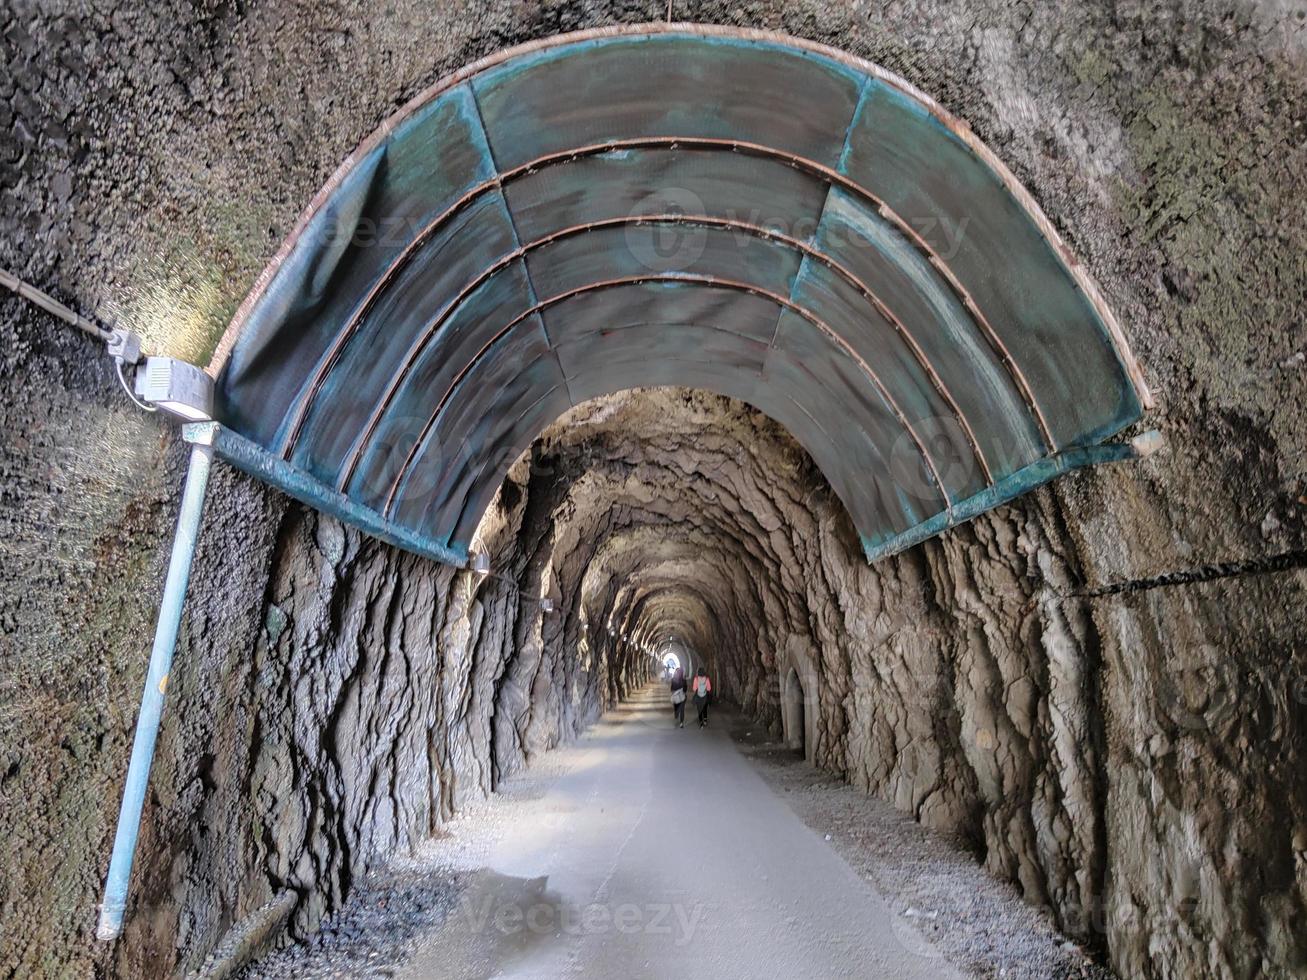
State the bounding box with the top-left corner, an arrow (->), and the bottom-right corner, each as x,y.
209,24 -> 1152,565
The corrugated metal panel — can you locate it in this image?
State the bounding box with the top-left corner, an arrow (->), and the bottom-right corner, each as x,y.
212,25 -> 1151,565
221,84 -> 497,448
504,149 -> 831,242
290,192 -> 520,484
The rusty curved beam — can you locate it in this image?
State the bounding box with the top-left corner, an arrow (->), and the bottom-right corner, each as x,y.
449,389 -> 857,556
278,137 -> 1054,461
304,212 -> 993,485
444,347 -> 877,545
373,273 -> 954,517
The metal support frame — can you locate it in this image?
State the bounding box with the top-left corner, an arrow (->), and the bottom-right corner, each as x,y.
97,438 -> 215,941
183,421 -> 468,567
88,414 -> 1155,940
860,431 -> 1163,563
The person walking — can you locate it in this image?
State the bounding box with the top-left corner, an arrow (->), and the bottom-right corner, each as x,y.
691,667 -> 712,728
669,667 -> 687,728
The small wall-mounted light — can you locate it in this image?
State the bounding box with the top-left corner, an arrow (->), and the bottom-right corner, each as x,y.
1130,430 -> 1165,457
469,551 -> 491,576
540,598 -> 555,613
133,357 -> 214,422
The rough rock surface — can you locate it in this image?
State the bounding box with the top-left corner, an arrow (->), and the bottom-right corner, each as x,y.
1,2 -> 1305,979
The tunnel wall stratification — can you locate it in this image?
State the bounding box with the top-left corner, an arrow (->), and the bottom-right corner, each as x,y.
0,379 -> 650,978
537,388 -> 1307,980
1,1 -> 1305,978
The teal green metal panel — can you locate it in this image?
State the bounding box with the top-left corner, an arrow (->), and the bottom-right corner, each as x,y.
859,440 -> 1150,561
470,33 -> 865,171
221,84 -> 498,451
213,26 -> 1151,567
813,187 -> 1045,477
289,191 -> 520,483
185,422 -> 468,566
841,84 -> 1144,447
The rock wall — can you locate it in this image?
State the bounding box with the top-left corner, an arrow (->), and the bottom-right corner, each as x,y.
0,361 -> 652,978
513,387 -> 1307,980
1,1 -> 1305,979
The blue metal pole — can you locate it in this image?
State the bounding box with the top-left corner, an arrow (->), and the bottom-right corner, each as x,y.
96,440 -> 215,941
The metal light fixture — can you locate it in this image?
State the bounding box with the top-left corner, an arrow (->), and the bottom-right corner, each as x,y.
469,551 -> 491,576
133,356 -> 214,422
540,598 -> 555,612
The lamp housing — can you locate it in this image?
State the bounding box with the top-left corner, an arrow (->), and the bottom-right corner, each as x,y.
134,357 -> 213,422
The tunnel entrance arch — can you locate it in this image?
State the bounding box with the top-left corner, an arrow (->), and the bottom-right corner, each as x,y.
94,22 -> 1160,946
204,23 -> 1154,573
85,23 -> 1173,951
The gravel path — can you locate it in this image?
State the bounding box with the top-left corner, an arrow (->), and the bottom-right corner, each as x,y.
238,688 -> 1113,979
725,719 -> 1115,980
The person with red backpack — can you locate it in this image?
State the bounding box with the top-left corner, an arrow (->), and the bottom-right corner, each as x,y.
691,667 -> 712,728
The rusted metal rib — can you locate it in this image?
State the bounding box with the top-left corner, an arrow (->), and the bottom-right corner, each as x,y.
282,136 -> 1052,464
446,344 -> 868,546
376,274 -> 954,517
323,212 -> 993,490
275,172 -> 513,458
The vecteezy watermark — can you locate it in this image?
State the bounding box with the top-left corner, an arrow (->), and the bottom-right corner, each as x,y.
1152,646 -> 1307,735
357,417 -> 541,513
367,409 -> 993,514
452,893 -> 709,945
266,186 -> 970,260
885,415 -> 981,506
624,188 -> 711,272
231,162 -> 975,267
1051,887 -> 1205,943
619,185 -> 972,274
1152,649 -> 1235,734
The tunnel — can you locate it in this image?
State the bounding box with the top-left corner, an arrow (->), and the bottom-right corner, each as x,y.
1,4 -> 1305,980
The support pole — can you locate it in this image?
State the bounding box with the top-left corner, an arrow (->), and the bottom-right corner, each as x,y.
96,439 -> 215,941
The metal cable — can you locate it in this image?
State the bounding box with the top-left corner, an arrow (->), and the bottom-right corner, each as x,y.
1073,548 -> 1307,598
0,266 -> 113,341
477,567 -> 554,608
115,359 -> 157,413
